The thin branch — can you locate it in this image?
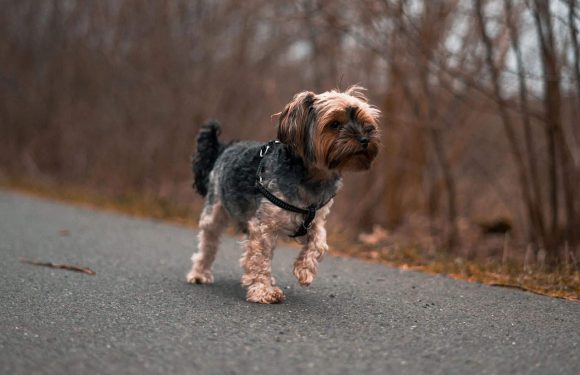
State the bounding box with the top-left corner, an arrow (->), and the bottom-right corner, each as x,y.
20,257 -> 96,276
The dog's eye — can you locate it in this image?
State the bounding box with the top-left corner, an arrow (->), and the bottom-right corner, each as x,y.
364,124 -> 375,133
330,121 -> 342,130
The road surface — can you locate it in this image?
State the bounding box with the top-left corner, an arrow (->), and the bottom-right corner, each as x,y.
0,191 -> 578,374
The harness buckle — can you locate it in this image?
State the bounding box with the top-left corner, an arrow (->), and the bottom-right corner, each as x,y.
260,144 -> 270,157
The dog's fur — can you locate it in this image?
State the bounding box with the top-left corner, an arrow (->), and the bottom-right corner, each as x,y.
187,86 -> 381,304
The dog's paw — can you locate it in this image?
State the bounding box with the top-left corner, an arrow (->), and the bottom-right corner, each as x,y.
186,269 -> 214,284
293,264 -> 315,287
246,284 -> 285,304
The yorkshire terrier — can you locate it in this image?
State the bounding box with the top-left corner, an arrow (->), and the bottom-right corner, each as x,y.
187,86 -> 381,304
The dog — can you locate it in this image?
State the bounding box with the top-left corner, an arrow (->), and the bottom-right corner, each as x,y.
187,86 -> 381,304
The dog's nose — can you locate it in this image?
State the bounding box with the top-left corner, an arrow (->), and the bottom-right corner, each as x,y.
359,136 -> 369,149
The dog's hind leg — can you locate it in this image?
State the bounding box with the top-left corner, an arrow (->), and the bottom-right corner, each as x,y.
187,199 -> 228,284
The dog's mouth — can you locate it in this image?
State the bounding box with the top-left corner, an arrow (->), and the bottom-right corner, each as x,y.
328,149 -> 376,171
351,145 -> 379,160
324,137 -> 380,171
352,153 -> 374,169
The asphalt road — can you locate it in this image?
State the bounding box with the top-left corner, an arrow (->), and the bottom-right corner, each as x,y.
0,190 -> 578,375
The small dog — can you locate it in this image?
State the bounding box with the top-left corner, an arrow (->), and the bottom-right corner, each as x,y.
187,86 -> 381,303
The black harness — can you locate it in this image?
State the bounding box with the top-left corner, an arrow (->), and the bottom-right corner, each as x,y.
255,140 -> 335,237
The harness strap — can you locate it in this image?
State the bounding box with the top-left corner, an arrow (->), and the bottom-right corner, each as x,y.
255,141 -> 334,237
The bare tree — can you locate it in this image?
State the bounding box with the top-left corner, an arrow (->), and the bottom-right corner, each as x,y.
475,0 -> 540,245
503,0 -> 546,248
531,0 -> 578,264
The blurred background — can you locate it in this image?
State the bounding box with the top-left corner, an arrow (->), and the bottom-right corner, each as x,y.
1,0 -> 579,271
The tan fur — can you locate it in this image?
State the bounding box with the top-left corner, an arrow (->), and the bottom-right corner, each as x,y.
311,87 -> 380,171
239,200 -> 322,303
277,91 -> 315,160
293,202 -> 332,286
240,213 -> 284,303
187,201 -> 228,284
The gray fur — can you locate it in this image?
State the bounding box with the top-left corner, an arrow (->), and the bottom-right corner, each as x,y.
206,140 -> 341,234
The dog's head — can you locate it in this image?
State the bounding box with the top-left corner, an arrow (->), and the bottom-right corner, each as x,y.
277,86 -> 381,172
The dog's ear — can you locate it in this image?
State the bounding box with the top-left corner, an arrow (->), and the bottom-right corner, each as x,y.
277,91 -> 315,160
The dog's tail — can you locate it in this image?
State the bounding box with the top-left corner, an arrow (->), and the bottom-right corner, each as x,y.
192,120 -> 226,197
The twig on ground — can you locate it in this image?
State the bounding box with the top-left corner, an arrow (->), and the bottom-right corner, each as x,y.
19,257 -> 96,276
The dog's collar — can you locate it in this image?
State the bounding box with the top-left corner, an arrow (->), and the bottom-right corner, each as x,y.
256,140 -> 334,237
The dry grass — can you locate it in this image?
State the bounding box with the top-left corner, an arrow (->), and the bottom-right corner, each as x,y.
331,233 -> 579,301
2,178 -> 578,302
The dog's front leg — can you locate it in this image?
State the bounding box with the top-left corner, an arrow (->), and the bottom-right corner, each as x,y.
293,206 -> 330,287
240,218 -> 284,304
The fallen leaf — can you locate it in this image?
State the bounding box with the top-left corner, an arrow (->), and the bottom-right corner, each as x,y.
358,225 -> 389,245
